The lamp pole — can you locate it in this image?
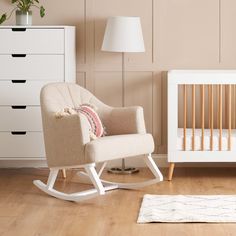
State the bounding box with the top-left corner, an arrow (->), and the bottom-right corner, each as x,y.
122,52 -> 125,107
108,52 -> 139,174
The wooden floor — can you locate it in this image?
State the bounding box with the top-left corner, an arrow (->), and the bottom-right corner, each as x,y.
1,167 -> 236,236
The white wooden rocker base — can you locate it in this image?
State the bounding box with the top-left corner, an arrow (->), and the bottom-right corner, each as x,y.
33,154 -> 163,202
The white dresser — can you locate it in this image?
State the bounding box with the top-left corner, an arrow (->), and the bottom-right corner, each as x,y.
0,26 -> 76,162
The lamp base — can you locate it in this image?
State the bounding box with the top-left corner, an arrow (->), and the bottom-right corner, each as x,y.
107,167 -> 139,174
107,158 -> 139,174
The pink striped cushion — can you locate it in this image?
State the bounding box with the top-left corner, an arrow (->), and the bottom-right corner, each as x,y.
75,104 -> 105,138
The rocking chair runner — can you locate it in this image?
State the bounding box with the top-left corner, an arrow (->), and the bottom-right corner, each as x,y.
33,83 -> 163,202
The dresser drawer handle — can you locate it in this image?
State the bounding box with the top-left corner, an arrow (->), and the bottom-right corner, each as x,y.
11,106 -> 27,109
12,54 -> 26,58
11,80 -> 26,83
11,131 -> 27,135
12,28 -> 26,32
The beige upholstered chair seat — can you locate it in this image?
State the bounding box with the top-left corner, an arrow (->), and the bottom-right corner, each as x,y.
86,133 -> 154,163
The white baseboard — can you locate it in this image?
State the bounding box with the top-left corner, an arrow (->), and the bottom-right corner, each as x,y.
0,160 -> 48,168
0,155 -> 167,168
2,154 -> 236,168
95,155 -> 236,168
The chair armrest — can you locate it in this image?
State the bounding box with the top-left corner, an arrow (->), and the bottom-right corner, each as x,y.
54,113 -> 91,144
107,106 -> 146,135
42,113 -> 91,167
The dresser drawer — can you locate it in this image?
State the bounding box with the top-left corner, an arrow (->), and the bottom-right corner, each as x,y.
0,106 -> 42,131
0,132 -> 45,158
0,28 -> 64,54
0,81 -> 50,105
0,55 -> 64,81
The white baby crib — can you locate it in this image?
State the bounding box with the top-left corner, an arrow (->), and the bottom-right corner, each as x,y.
168,70 -> 236,180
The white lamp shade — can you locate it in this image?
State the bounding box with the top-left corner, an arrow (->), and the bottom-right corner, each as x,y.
101,16 -> 145,53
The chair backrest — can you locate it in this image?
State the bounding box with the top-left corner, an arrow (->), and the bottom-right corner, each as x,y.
41,83 -> 104,112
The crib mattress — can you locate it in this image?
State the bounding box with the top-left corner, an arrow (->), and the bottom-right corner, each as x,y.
177,128 -> 236,151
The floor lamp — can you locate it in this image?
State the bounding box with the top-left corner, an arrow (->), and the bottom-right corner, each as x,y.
101,16 -> 145,174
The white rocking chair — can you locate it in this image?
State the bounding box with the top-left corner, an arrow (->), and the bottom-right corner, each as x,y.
33,83 -> 163,202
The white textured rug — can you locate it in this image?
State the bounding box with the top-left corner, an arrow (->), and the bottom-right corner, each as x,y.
138,194 -> 236,223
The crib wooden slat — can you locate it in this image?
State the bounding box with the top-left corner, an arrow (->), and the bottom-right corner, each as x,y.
217,85 -> 219,129
225,85 -> 228,129
208,85 -> 211,128
183,85 -> 187,151
232,84 -> 236,129
232,85 -> 234,129
192,85 -> 195,151
219,85 -> 222,151
201,85 -> 205,151
210,85 -> 214,151
231,84 -> 235,129
228,85 -> 232,151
